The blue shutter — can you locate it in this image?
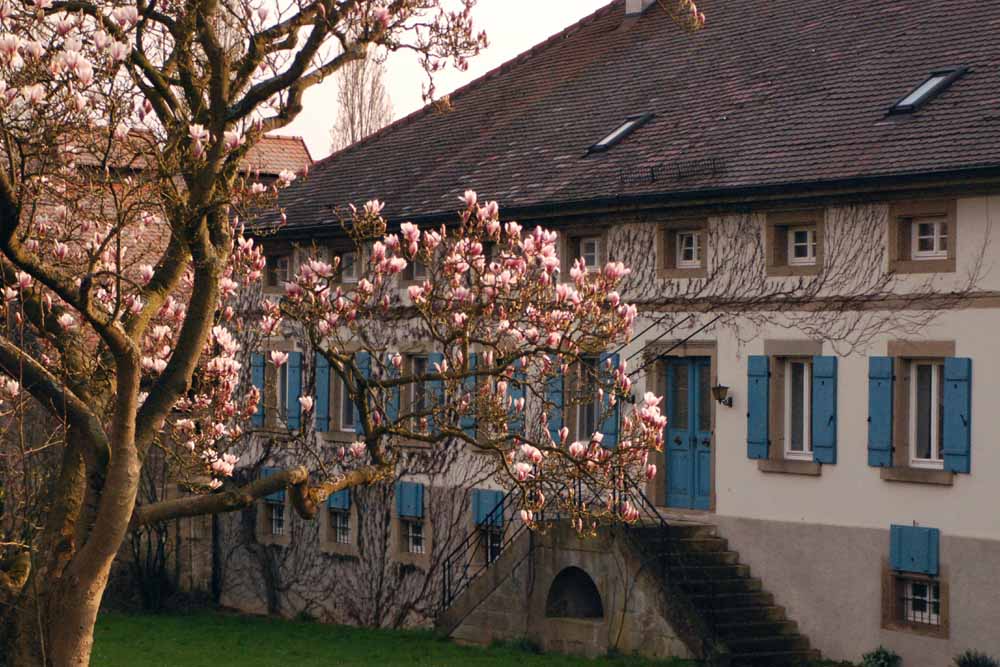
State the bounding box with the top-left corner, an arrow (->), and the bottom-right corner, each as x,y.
942,358 -> 972,474
507,359 -> 526,437
286,352 -> 303,429
599,352 -> 620,448
546,372 -> 564,444
746,356 -> 770,460
327,489 -> 350,511
472,489 -> 504,527
251,353 -> 266,427
812,356 -> 838,465
396,481 -> 424,518
461,353 -> 478,439
261,467 -> 285,503
890,525 -> 940,575
353,352 -> 371,436
315,353 -> 331,433
428,352 -> 445,434
384,353 -> 400,425
867,357 -> 894,468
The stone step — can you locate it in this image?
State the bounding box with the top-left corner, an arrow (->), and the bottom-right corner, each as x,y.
674,549 -> 741,566
674,563 -> 751,579
680,576 -> 762,595
715,619 -> 799,639
689,591 -> 775,610
730,649 -> 821,667
726,634 -> 811,654
713,604 -> 787,624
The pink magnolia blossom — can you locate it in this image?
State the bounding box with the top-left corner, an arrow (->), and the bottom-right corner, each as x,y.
299,396 -> 314,412
270,351 -> 289,367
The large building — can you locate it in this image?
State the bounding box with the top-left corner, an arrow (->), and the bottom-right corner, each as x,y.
226,1 -> 1000,664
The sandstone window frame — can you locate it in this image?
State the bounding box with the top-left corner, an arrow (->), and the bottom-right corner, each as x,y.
263,241 -> 295,292
765,210 -> 825,277
657,219 -> 708,279
758,339 -> 824,476
256,496 -> 291,547
881,561 -> 950,639
391,487 -> 433,569
888,199 -> 957,274
319,500 -> 359,557
881,340 -> 957,486
560,227 -> 610,278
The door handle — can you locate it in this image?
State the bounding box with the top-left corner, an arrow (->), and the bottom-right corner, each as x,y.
673,436 -> 683,445
701,438 -> 712,448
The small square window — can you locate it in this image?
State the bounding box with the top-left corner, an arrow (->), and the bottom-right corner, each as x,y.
788,227 -> 817,266
411,259 -> 428,281
267,254 -> 291,288
909,360 -> 945,469
578,237 -> 601,272
404,519 -> 424,554
676,231 -> 702,269
911,219 -> 948,260
330,510 -> 350,544
340,251 -> 359,283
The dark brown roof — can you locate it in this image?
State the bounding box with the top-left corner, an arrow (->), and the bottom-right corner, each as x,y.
242,135 -> 313,176
274,0 -> 1000,229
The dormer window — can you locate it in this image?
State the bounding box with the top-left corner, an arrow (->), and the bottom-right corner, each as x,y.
890,68 -> 967,114
788,226 -> 818,266
912,218 -> 948,260
587,113 -> 653,153
676,231 -> 702,269
579,237 -> 601,271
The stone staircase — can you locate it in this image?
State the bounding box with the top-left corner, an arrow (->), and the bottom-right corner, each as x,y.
630,522 -> 820,667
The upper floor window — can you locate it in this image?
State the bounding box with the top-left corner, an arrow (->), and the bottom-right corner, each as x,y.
410,354 -> 430,416
587,113 -> 653,154
578,237 -> 601,272
788,226 -> 817,266
330,508 -> 351,544
411,258 -> 428,281
676,230 -> 702,269
909,359 -> 944,469
912,219 -> 949,260
339,376 -> 356,433
576,357 -> 601,440
266,254 -> 291,288
340,250 -> 359,283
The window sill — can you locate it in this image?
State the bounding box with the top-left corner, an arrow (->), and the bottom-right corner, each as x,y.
880,467 -> 954,486
658,267 -> 708,280
889,258 -> 956,274
319,542 -> 359,558
758,459 -> 822,476
882,619 -> 949,640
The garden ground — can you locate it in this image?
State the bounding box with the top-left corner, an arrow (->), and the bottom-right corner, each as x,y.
91,610 -> 857,666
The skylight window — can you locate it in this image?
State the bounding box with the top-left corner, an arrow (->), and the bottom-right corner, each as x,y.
890,67 -> 967,114
587,113 -> 653,154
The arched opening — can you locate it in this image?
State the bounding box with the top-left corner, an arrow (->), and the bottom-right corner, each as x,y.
544,566 -> 604,619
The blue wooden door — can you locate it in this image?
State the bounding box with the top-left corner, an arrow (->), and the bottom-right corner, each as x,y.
665,357 -> 712,510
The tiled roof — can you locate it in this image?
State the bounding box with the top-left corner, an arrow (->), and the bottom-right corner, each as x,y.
242,135 -> 313,176
273,0 -> 1000,229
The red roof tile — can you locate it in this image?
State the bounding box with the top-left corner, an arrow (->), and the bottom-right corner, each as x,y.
242,135 -> 313,176
273,0 -> 1000,228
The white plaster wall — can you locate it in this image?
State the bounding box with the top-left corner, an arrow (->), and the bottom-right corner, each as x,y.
622,194 -> 1000,541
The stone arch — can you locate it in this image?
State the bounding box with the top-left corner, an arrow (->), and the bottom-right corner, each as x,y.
544,566 -> 604,619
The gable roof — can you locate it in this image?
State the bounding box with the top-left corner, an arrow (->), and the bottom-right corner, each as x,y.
243,135 -> 313,176
274,0 -> 1000,230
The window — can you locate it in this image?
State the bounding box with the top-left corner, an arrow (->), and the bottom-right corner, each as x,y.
765,211 -> 824,276
576,357 -> 600,440
482,526 -> 503,564
266,254 -> 291,288
902,578 -> 940,626
411,258 -> 428,281
676,231 -> 702,269
330,509 -> 350,544
890,68 -> 967,114
276,362 -> 288,422
340,250 -> 359,283
909,360 -> 944,469
403,519 -> 424,554
911,218 -> 948,260
587,113 -> 653,153
783,359 -> 812,460
339,377 -> 355,432
788,226 -> 817,266
411,355 -> 430,416
578,237 -> 601,272
268,503 -> 284,536
885,572 -> 948,637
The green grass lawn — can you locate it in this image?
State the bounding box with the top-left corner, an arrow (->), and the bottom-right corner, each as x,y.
91,611 -> 695,667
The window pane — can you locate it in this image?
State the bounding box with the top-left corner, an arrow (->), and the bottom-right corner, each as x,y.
341,378 -> 354,429
936,364 -> 944,460
915,364 -> 932,459
698,363 -> 711,433
899,75 -> 948,107
672,363 -> 688,430
790,362 -> 805,451
413,357 -> 428,413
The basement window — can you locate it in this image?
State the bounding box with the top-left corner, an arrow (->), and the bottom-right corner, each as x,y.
890,68 -> 967,114
587,113 -> 653,153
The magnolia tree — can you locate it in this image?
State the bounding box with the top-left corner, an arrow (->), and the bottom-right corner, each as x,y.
0,0 -> 704,664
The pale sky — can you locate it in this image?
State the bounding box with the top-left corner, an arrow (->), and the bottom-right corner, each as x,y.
283,0 -> 610,159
